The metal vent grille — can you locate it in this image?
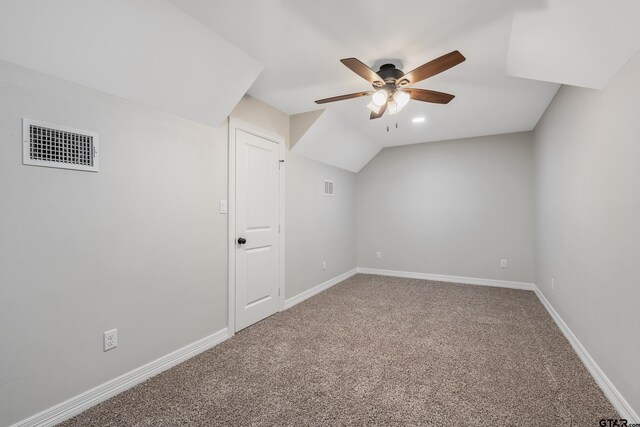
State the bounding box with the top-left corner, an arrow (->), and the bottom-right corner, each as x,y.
324,180 -> 334,196
23,118 -> 99,172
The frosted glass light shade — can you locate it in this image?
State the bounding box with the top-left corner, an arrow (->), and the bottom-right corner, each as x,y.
393,90 -> 410,108
367,101 -> 382,113
372,89 -> 388,106
388,100 -> 398,115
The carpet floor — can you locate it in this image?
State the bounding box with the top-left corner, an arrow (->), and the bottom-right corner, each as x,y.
61,274 -> 617,426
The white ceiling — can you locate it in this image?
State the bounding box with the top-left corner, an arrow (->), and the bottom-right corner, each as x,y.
3,1 -> 638,172
507,0 -> 640,90
290,109 -> 381,173
0,0 -> 263,126
171,0 -> 560,152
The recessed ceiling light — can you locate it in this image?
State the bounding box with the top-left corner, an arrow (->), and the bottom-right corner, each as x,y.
412,117 -> 426,123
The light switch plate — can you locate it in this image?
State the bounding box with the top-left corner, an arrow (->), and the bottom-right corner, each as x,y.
219,200 -> 227,214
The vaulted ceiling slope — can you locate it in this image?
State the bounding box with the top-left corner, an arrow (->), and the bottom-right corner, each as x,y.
169,0 -> 560,171
507,0 -> 640,90
172,0 -> 640,172
290,110 -> 381,173
2,1 -> 638,173
169,0 -> 558,142
0,0 -> 263,126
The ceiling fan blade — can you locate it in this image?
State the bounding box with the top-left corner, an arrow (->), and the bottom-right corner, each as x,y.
370,102 -> 387,120
408,88 -> 455,104
340,58 -> 385,87
315,91 -> 372,104
400,51 -> 465,85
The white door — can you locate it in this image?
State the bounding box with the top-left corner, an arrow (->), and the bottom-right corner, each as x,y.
235,129 -> 281,331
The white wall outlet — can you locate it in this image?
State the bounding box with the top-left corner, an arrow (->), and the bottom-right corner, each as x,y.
103,329 -> 117,352
376,251 -> 382,260
500,259 -> 508,268
322,261 -> 326,270
551,278 -> 555,290
219,200 -> 227,214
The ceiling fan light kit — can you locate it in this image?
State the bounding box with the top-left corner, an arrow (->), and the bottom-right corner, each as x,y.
315,51 -> 466,120
393,90 -> 410,108
388,100 -> 399,115
366,100 -> 383,114
371,89 -> 388,106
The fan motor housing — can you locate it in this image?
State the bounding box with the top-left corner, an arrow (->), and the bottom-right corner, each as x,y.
377,63 -> 405,84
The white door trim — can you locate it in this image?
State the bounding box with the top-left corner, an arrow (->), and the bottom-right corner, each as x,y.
228,117 -> 286,336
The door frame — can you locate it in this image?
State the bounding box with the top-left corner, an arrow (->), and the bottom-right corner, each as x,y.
228,117 -> 286,336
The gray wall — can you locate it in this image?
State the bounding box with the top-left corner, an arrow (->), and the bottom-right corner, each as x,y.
230,96 -> 358,300
286,153 -> 357,298
0,60 -> 229,426
0,67 -> 357,425
533,53 -> 640,413
7,36 -> 638,424
357,132 -> 535,283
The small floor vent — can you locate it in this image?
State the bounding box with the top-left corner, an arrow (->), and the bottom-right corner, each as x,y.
324,179 -> 334,196
23,118 -> 99,172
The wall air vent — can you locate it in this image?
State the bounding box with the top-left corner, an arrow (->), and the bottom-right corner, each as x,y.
324,179 -> 334,196
23,118 -> 99,172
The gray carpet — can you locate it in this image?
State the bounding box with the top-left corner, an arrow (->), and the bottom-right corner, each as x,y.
61,274 -> 617,426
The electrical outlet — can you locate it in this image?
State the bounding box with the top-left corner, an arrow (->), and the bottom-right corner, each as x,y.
551,278 -> 555,290
500,259 -> 508,268
322,261 -> 326,270
376,251 -> 382,260
103,329 -> 117,352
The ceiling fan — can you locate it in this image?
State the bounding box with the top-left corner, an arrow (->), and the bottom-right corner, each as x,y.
315,51 -> 465,119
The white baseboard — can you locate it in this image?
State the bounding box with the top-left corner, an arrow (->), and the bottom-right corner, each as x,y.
16,267 -> 359,427
533,286 -> 638,422
357,268 -> 637,420
11,328 -> 230,427
357,267 -> 535,291
284,268 -> 358,309
13,275 -> 636,425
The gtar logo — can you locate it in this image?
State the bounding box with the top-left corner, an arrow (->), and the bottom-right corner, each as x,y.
599,419 -> 628,427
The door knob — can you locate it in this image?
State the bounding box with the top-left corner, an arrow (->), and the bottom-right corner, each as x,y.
237,237 -> 247,245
